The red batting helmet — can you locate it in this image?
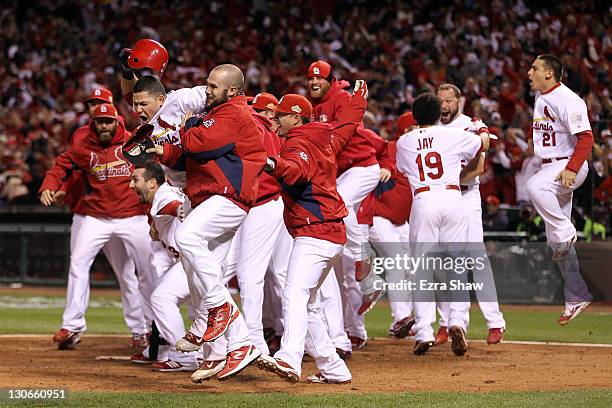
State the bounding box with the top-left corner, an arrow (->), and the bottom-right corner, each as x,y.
128,39 -> 169,76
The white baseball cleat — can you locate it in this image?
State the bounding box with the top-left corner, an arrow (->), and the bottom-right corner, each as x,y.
152,360 -> 198,372
558,299 -> 592,326
190,360 -> 226,383
256,354 -> 299,383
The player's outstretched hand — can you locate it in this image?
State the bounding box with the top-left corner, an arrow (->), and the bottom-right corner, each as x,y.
353,80 -> 368,99
40,189 -> 56,206
380,168 -> 392,183
555,169 -> 576,188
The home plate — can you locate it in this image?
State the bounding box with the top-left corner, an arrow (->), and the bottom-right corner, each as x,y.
95,355 -> 131,361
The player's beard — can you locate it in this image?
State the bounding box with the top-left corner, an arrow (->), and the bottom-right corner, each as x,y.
440,106 -> 458,124
206,90 -> 229,110
97,131 -> 113,146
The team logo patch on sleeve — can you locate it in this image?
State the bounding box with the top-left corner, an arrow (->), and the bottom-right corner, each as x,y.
299,152 -> 308,162
570,112 -> 583,125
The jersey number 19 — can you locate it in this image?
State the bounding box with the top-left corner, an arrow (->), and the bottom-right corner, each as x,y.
416,152 -> 444,181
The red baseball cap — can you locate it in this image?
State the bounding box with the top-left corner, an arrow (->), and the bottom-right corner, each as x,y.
307,60 -> 332,80
486,195 -> 500,206
396,112 -> 417,136
275,94 -> 312,119
252,93 -> 279,111
92,103 -> 118,120
87,87 -> 113,104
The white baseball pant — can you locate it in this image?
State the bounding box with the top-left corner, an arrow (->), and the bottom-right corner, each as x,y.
62,215 -> 157,332
526,159 -> 592,307
437,186 -> 506,330
274,237 -> 351,381
335,164 -> 380,340
175,195 -> 252,353
369,216 -> 413,327
318,269 -> 352,352
409,189 -> 470,343
70,214 -> 147,335
149,261 -> 199,365
224,197 -> 289,355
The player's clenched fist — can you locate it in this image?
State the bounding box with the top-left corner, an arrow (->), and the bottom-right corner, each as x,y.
40,189 -> 56,206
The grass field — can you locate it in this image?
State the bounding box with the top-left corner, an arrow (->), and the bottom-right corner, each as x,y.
1,289 -> 611,407
4,390 -> 612,408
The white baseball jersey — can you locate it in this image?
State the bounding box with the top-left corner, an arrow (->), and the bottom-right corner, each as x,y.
150,182 -> 185,260
149,86 -> 207,187
532,83 -> 590,160
440,113 -> 482,187
396,126 -> 482,192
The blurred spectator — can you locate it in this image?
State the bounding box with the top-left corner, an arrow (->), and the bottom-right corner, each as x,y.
515,203 -> 545,241
483,195 -> 509,231
0,0 -> 609,236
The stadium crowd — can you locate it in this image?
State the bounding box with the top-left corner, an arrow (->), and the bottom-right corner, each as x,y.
0,0 -> 609,237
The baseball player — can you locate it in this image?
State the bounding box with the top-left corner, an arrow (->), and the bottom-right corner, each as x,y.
526,54 -> 594,324
257,81 -> 368,384
229,95 -> 294,356
434,83 -> 506,346
52,87 -> 149,348
396,93 -> 490,357
251,93 -> 289,353
152,64 -> 266,380
40,104 -> 158,350
308,61 -> 380,349
358,112 -> 418,337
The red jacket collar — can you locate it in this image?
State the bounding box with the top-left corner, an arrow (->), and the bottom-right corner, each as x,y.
315,79 -> 351,104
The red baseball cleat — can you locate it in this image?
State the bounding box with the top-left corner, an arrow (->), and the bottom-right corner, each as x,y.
202,302 -> 239,342
130,333 -> 150,348
53,328 -> 81,350
349,335 -> 367,350
558,300 -> 592,326
434,326 -> 448,346
487,328 -> 505,345
130,353 -> 155,364
354,260 -> 371,282
217,345 -> 261,381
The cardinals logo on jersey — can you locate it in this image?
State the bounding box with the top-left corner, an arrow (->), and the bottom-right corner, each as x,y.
89,147 -> 132,181
318,114 -> 328,123
543,106 -> 556,123
157,116 -> 177,131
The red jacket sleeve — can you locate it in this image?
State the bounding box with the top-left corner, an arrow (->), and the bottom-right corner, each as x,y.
271,143 -> 314,185
39,148 -> 81,193
566,130 -> 594,173
161,143 -> 185,168
330,92 -> 367,155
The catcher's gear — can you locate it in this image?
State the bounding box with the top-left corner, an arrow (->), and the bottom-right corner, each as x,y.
122,124 -> 155,166
128,39 -> 169,77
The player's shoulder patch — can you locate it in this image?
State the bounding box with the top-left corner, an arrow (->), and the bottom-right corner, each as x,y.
569,111 -> 584,127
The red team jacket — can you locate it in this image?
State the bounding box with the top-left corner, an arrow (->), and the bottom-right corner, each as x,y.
251,110 -> 281,206
358,140 -> 413,226
312,79 -> 378,175
39,123 -> 146,218
271,91 -> 367,244
161,95 -> 267,211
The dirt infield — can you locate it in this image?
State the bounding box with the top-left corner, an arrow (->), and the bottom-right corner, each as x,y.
1,336 -> 611,394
